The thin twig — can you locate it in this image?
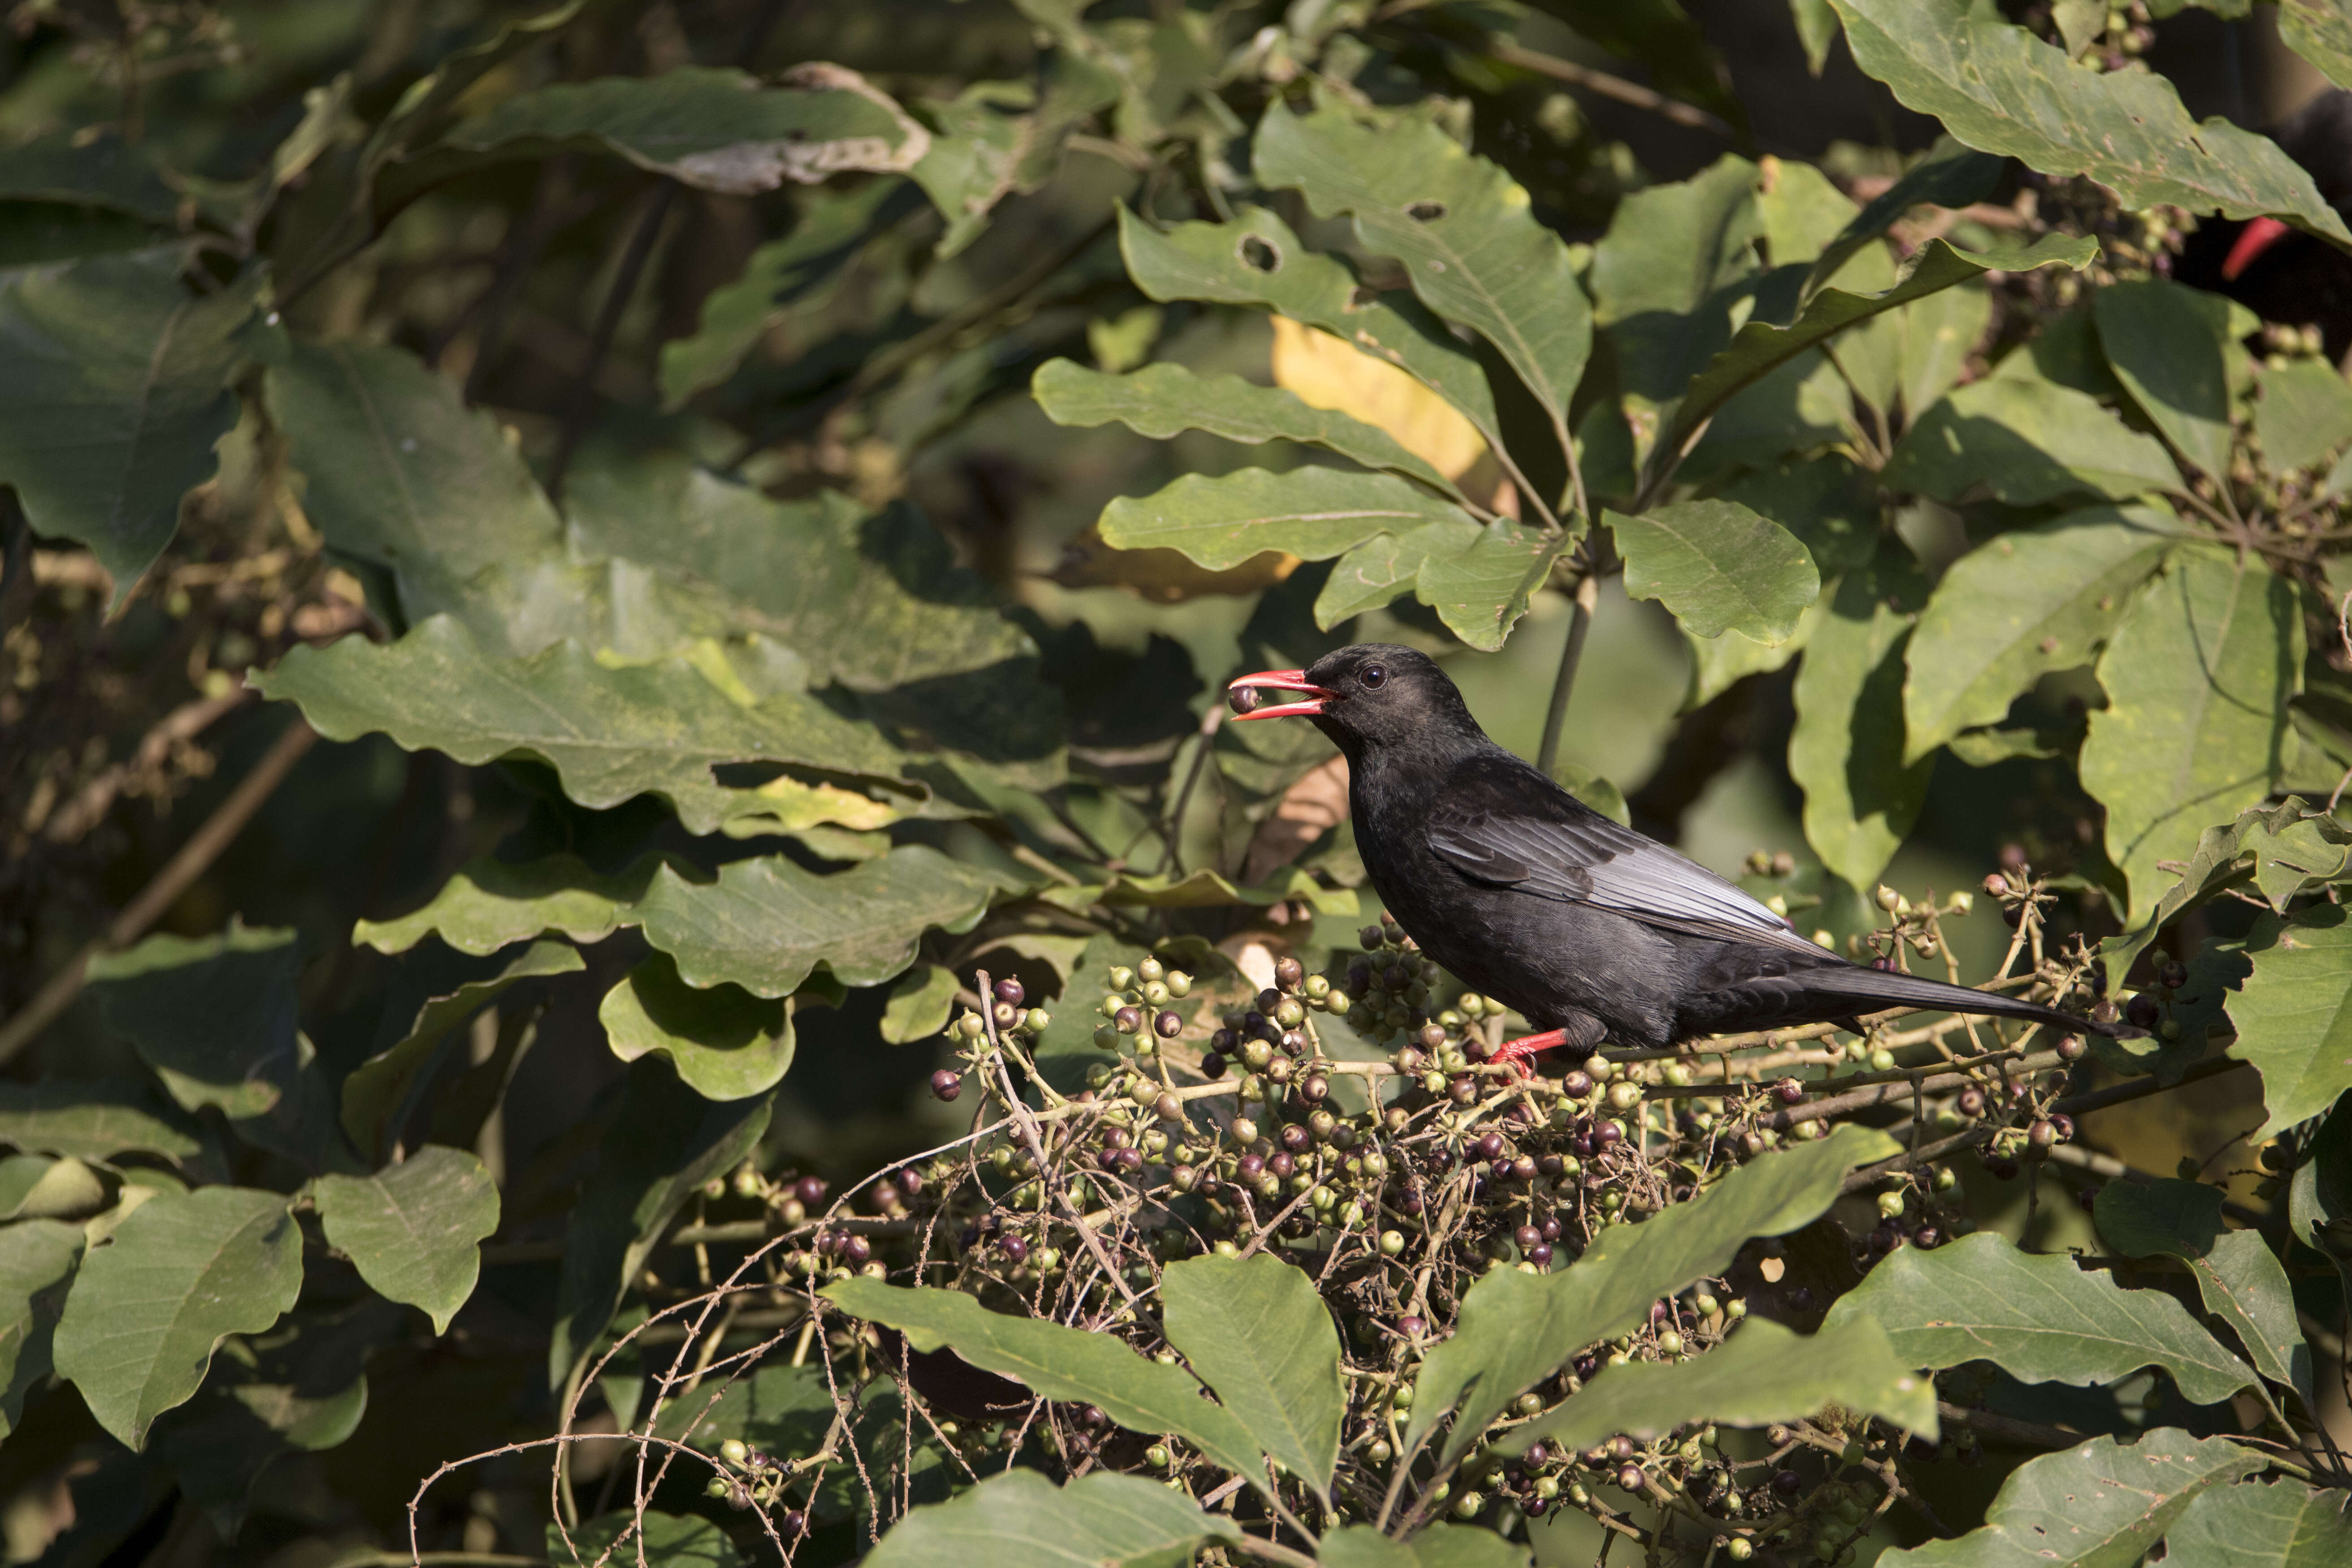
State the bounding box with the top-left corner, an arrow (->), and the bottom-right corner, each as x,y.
1490,42 -> 1739,143
548,180 -> 679,500
1535,566 -> 1601,777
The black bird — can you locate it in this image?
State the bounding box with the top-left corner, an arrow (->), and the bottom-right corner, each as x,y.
2174,90 -> 2352,364
1228,644 -> 2125,1070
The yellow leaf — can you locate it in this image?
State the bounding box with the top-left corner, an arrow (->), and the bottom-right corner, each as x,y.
1269,316 -> 1491,482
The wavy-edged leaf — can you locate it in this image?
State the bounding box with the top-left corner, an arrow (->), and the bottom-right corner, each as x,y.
824,1279 -> 1264,1485
0,251 -> 250,604
2093,278 -> 2239,481
2232,904 -> 2352,1142
1034,358 -> 1460,497
0,1081 -> 204,1164
1888,375 -> 2180,506
0,1156 -> 106,1221
1319,1523 -> 1531,1568
1417,519 -> 1570,652
52,1187 -> 304,1449
1790,551 -> 1934,892
1822,1230 -> 2258,1405
0,1220 -> 82,1438
1827,0 -> 2352,248
2164,1475 -> 2352,1565
1254,104 -> 1592,443
862,1469 -> 1240,1568
1609,499 -> 1818,643
2081,547 -> 2303,922
1499,1316 -> 1936,1458
1903,504 -> 2176,762
598,953 -> 795,1100
1160,1253 -> 1342,1502
1269,315 -> 1491,484
356,853 -> 662,956
1408,1125 -> 1899,1465
314,1147 -> 499,1334
2281,1 -> 2352,91
1100,466 -> 1472,572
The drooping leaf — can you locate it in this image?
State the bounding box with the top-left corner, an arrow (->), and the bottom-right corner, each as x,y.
1805,136 -> 2009,297
1902,504 -> 2177,762
1820,1231 -> 2259,1405
2094,1178 -> 2225,1261
824,1278 -> 1265,1485
0,251 -> 251,604
880,964 -> 959,1045
1789,552 -> 1934,892
2289,1094 -> 2352,1296
1885,375 -> 2181,506
598,953 -> 795,1100
1033,358 -> 1462,497
1608,499 -> 1819,643
1254,104 -> 1592,448
1315,520 -> 1478,628
861,1469 -> 1241,1568
2163,1476 -> 2352,1565
1499,1316 -> 1936,1457
0,1156 -> 107,1221
52,1187 -> 305,1449
2081,547 -> 2304,922
2255,359 -> 2352,478
0,131 -> 180,222
1098,466 -> 1473,572
0,1081 -> 204,1165
1415,519 -> 1571,652
2230,904 -> 2352,1142
1827,0 -> 2352,248
2093,279 -> 2239,481
0,1220 -> 83,1438
313,1146 -> 500,1335
1160,1253 -> 1344,1502
1408,1125 -> 1899,1464
2280,1 -> 2352,91
1319,1525 -> 1531,1568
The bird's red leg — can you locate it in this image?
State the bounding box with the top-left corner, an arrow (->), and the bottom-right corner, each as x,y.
1488,1028 -> 1567,1079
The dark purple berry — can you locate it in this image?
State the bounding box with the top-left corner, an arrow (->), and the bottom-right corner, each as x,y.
1115,1006 -> 1143,1034
998,1234 -> 1028,1263
1527,1243 -> 1553,1266
1275,956 -> 1304,989
1475,1131 -> 1506,1162
1617,1464 -> 1645,1492
1562,1070 -> 1594,1097
931,1069 -> 963,1101
1237,1154 -> 1265,1181
1155,1009 -> 1182,1038
1229,685 -> 1263,717
1268,1151 -> 1295,1178
840,1235 -> 872,1266
1202,1052 -> 1227,1077
796,1175 -> 828,1207
1281,1124 -> 1311,1152
1772,1468 -> 1802,1495
1775,1078 -> 1805,1105
1397,1316 -> 1425,1338
1515,1224 -> 1542,1250
2124,993 -> 2161,1028
994,977 -> 1024,1007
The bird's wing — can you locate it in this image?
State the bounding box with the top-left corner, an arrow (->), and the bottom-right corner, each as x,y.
1425,757 -> 1818,951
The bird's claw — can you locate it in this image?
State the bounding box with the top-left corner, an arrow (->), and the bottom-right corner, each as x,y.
1487,1028 -> 1567,1080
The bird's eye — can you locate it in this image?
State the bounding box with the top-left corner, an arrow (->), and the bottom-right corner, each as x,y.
1360,664 -> 1387,690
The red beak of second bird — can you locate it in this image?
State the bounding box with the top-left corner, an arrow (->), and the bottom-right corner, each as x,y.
1227,669 -> 1339,721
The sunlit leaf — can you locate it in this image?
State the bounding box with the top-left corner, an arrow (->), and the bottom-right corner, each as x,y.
862,1469 -> 1241,1568
1416,520 -> 1571,652
1161,1253 -> 1343,1502
1804,136 -> 2008,297
1608,499 -> 1818,643
598,953 -> 795,1100
2230,904 -> 2352,1142
880,964 -> 958,1045
2254,359 -> 2352,478
1099,466 -> 1472,572
2280,1 -> 2352,91
1269,316 -> 1492,484
355,853 -> 662,956
0,1081 -> 204,1165
314,1147 -> 500,1334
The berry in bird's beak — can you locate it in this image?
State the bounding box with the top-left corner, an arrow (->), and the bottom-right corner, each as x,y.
1227,668 -> 1337,721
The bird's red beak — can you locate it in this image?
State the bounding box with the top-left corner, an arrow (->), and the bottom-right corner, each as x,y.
1227,669 -> 1338,721
2222,216 -> 2293,282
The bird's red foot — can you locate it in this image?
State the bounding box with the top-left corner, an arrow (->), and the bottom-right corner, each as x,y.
1487,1029 -> 1567,1079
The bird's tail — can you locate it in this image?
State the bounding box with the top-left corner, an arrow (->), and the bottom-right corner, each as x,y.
1809,964 -> 2135,1039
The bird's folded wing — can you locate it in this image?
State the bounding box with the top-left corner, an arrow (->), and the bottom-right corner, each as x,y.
1425,764 -> 1816,951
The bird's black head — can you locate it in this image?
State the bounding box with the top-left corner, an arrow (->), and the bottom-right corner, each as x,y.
1227,643 -> 1481,761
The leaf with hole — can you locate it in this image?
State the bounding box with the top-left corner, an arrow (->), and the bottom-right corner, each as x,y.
2281,1 -> 2352,91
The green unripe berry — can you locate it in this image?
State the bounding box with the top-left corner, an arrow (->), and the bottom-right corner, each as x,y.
1024,1008 -> 1052,1033
720,1439 -> 749,1466
1146,1444 -> 1170,1467
1368,1439 -> 1394,1464
1658,1329 -> 1684,1355
1727,1541 -> 1754,1562
1138,957 -> 1164,983
1380,1229 -> 1406,1255
1452,1490 -> 1482,1518
1392,1384 -> 1415,1409
1107,966 -> 1135,990
1878,1190 -> 1906,1218
1165,970 -> 1192,997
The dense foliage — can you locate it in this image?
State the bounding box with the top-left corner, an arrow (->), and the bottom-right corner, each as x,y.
2,0 -> 2351,1564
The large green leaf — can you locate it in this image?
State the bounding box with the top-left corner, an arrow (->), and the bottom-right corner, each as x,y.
2280,1 -> 2352,91
880,963 -> 959,1045
1790,552 -> 1933,892
2232,905 -> 2352,1142
0,1081 -> 204,1165
861,1469 -> 1241,1568
2289,1095 -> 2352,1298
0,131 -> 179,222
2100,799 -> 2352,987
1827,0 -> 2352,248
2183,1230 -> 2312,1406
2081,547 -> 2303,922
314,1146 -> 500,1335
0,251 -> 250,603
0,1221 -> 82,1439
1033,358 -> 1461,497
1820,1231 -> 2259,1405
1608,499 -> 1818,643
1902,505 -> 2177,762
2255,359 -> 2352,478
1319,1526 -> 1530,1568
824,1279 -> 1265,1485
2094,1178 -> 2225,1261
2093,279 -> 2238,481
1254,104 -> 1592,448
1886,377 -> 2181,506
1408,1125 -> 1898,1465
1099,466 -> 1473,571
1316,519 -> 1482,628
1498,1316 -> 1936,1457
52,1187 -> 305,1449
598,953 -> 795,1100
1881,1429 -> 2262,1567
2164,1476 -> 2352,1565
355,853 -> 663,956
1159,1253 -> 1343,1503
1416,519 -> 1571,652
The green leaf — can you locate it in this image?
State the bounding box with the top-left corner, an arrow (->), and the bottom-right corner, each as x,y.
549,1061 -> 772,1383
1319,1524 -> 1531,1568
1791,0 -> 1842,73
250,616 -> 925,835
313,1147 -> 500,1335
2231,904 -> 2352,1142
1530,2 -> 1744,129
2281,1 -> 2352,91
265,339 -> 563,637
1034,358 -> 1462,498
2093,279 -> 2239,481
1821,1230 -> 2259,1405
1805,137 -> 2009,297
2289,1094 -> 2352,1295
2184,1230 -> 2313,1406
1100,466 -> 1474,572
1408,1124 -> 1898,1464
1888,373 -> 2180,510
552,1512 -> 742,1568
1116,206 -> 1502,441
2164,1476 -> 2352,1565
0,131 -> 179,222
0,1156 -> 107,1221
0,1220 -> 83,1439
1826,0 -> 2352,248
0,1080 -> 204,1164
1880,1428 -> 2262,1567
414,65 -> 928,195
2094,1178 -> 2225,1261
862,1468 -> 1241,1568
2255,359 -> 2352,478
340,939 -> 583,1158
1499,1316 -> 1936,1458
0,251 -> 251,604
1790,552 -> 1934,892
52,1186 -> 305,1449
1159,1253 -> 1343,1502
2081,547 -> 2304,922
824,1278 -> 1265,1486
880,963 -> 958,1045
1254,104 -> 1591,443
1552,762 -> 1631,826
1608,499 -> 1819,643
1415,519 -> 1571,652
2100,799 -> 2352,987
354,854 -> 660,958
1902,504 -> 2177,762
598,953 -> 795,1100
